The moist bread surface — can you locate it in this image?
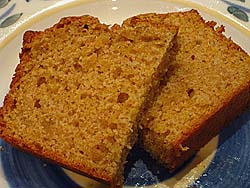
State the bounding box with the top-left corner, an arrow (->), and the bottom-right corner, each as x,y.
0,15 -> 178,187
123,10 -> 250,170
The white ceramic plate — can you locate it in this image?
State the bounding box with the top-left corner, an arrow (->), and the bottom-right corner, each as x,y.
0,0 -> 250,188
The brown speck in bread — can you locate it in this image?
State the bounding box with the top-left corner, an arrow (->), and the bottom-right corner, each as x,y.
37,77 -> 46,87
113,67 -> 122,78
73,63 -> 82,71
34,100 -> 41,108
196,40 -> 202,45
187,88 -> 194,97
117,92 -> 129,103
108,123 -> 117,130
72,120 -> 79,127
83,24 -> 89,29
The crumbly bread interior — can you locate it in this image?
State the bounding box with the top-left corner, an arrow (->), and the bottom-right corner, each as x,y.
123,10 -> 250,169
0,16 -> 177,186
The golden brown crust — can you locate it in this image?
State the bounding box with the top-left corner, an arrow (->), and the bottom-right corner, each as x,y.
0,133 -> 112,184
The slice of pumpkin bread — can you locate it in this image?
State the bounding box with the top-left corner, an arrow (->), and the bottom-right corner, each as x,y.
123,10 -> 250,170
0,15 -> 178,187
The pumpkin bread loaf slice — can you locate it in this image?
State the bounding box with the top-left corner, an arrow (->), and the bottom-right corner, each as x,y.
123,10 -> 250,170
0,16 -> 178,187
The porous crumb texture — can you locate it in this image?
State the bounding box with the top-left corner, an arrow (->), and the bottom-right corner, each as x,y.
0,15 -> 177,187
123,10 -> 250,169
